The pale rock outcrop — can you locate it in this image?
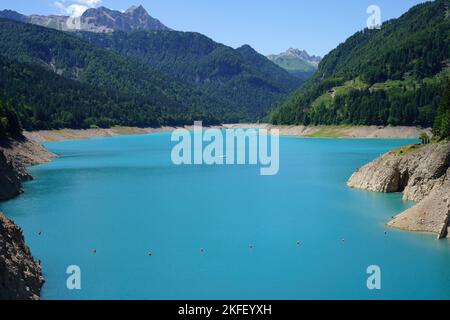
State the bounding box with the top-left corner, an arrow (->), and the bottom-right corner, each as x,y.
0,5 -> 170,33
388,173 -> 450,234
347,142 -> 450,236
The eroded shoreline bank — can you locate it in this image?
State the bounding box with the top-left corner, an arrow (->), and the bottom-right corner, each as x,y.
348,142 -> 450,238
0,137 -> 55,300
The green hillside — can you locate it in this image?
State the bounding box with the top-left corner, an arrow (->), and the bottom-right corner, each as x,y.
0,55 -> 219,130
0,19 -> 245,129
76,30 -> 301,118
434,80 -> 450,139
267,54 -> 317,80
271,0 -> 450,127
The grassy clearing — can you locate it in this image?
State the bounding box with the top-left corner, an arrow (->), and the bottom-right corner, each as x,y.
393,143 -> 423,156
311,77 -> 369,110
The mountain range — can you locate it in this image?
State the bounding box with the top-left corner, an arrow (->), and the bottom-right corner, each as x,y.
76,31 -> 302,118
0,5 -> 300,130
267,48 -> 321,80
0,19 -> 225,129
0,5 -> 169,33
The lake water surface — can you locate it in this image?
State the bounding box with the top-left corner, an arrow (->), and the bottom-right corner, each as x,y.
1,133 -> 450,300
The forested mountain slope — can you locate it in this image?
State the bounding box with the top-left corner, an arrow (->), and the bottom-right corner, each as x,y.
0,19 -> 243,129
271,0 -> 450,127
77,30 -> 302,119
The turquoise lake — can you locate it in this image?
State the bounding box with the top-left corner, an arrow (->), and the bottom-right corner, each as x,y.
1,133 -> 450,300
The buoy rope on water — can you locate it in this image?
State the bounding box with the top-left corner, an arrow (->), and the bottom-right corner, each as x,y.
131,240 -> 343,257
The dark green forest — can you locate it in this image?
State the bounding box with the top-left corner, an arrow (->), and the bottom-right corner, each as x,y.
76,30 -> 301,118
0,55 -> 225,130
271,0 -> 450,127
434,80 -> 450,140
0,19 -> 261,130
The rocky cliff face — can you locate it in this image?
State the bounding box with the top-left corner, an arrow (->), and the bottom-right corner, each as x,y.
0,5 -> 170,33
348,142 -> 450,236
0,212 -> 44,300
80,5 -> 169,33
0,151 -> 22,201
0,137 -> 55,300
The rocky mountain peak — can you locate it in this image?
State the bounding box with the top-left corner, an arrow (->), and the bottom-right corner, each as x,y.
80,5 -> 168,32
125,5 -> 146,14
285,48 -> 321,65
0,5 -> 170,33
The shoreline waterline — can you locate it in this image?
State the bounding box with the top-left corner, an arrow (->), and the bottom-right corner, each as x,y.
23,124 -> 429,143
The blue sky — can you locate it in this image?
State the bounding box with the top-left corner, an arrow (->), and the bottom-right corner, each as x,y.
1,0 -> 428,56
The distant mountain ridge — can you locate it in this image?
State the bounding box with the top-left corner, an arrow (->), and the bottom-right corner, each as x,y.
77,31 -> 302,119
267,48 -> 321,80
279,48 -> 321,67
0,5 -> 170,33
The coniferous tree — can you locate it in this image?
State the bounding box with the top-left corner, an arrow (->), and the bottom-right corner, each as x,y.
433,81 -> 450,140
0,100 -> 23,138
271,1 -> 450,127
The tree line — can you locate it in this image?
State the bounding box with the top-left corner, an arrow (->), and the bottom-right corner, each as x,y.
434,81 -> 450,140
0,99 -> 22,139
270,0 -> 450,128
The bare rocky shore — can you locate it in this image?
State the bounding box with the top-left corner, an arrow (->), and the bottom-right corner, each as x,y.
0,137 -> 55,299
0,137 -> 56,200
348,142 -> 450,238
23,124 -> 430,142
225,124 -> 431,139
23,126 -> 177,142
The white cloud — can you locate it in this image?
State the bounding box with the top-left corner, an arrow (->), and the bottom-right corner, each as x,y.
77,0 -> 102,6
54,1 -> 66,12
54,0 -> 102,17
